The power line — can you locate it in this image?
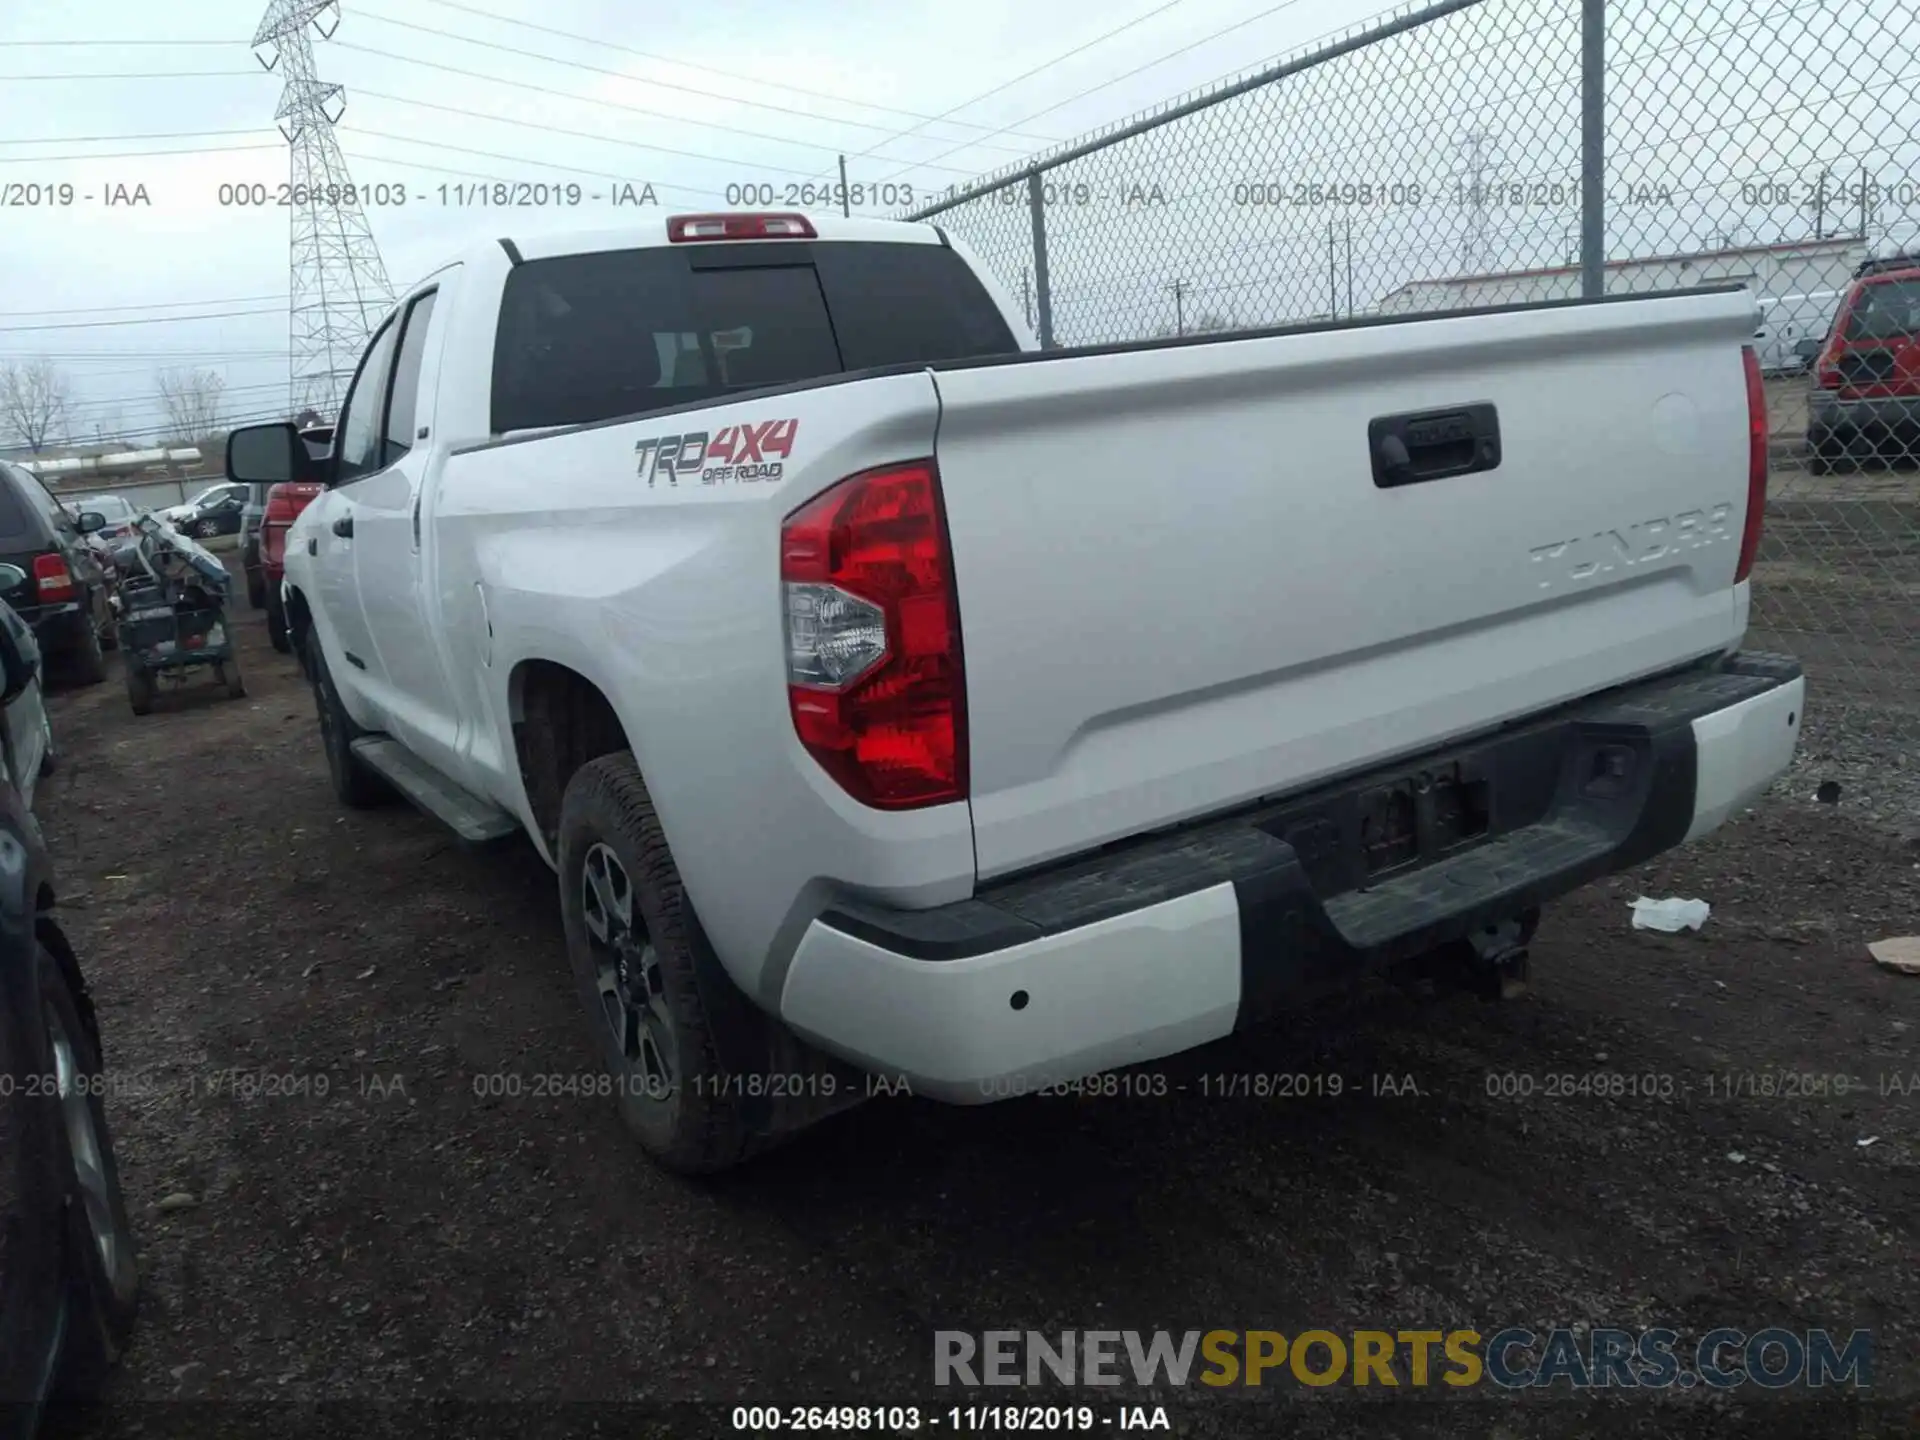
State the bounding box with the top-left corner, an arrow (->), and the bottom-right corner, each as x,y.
0,295 -> 285,316
0,127 -> 271,146
327,44 -> 992,177
389,0 -> 1067,144
0,142 -> 282,163
340,141 -> 730,202
344,16 -> 1048,156
0,70 -> 261,80
344,122 -> 826,184
875,0 -> 1315,186
841,0 -> 1197,172
351,84 -> 921,171
0,308 -> 284,333
0,38 -> 242,45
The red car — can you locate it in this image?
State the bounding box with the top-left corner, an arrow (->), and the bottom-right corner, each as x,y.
1807,265 -> 1920,473
261,479 -> 322,653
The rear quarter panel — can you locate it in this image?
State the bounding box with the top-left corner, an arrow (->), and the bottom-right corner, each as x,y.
433,372 -> 976,1004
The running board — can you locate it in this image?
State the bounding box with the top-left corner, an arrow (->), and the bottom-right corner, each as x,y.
349,736 -> 520,844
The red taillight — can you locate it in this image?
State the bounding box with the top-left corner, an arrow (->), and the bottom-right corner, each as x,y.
781,461 -> 966,809
33,553 -> 74,601
668,212 -> 816,243
1737,344 -> 1767,584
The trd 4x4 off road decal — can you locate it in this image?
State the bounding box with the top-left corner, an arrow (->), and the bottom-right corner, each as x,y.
635,419 -> 799,488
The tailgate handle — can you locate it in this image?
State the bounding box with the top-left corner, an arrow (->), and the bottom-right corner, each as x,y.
1369,403 -> 1501,488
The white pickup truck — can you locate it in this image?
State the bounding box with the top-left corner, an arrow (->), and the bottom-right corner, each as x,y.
227,211 -> 1804,1173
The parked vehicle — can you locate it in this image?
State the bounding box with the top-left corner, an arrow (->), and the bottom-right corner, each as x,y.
230,211 -> 1804,1174
0,567 -> 57,816
0,602 -> 138,1426
73,495 -> 140,551
241,426 -> 332,610
161,481 -> 248,541
0,463 -> 118,686
1807,266 -> 1920,473
1853,249 -> 1920,279
109,516 -> 246,715
261,479 -> 323,654
1752,289 -> 1842,374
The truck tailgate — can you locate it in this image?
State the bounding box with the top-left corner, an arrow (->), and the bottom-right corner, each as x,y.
931,288 -> 1758,880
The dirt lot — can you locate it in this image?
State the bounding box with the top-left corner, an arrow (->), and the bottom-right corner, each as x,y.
28,573 -> 1920,1440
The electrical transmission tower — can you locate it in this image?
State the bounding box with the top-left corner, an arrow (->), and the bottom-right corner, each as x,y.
1457,128 -> 1500,275
254,0 -> 396,422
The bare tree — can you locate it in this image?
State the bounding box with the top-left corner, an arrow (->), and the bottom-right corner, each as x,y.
155,367 -> 227,442
0,358 -> 73,454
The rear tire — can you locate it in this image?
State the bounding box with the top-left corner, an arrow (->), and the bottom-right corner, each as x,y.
557,753 -> 762,1174
307,629 -> 387,808
37,937 -> 140,1398
266,591 -> 291,654
246,570 -> 265,610
218,653 -> 246,700
124,663 -> 153,716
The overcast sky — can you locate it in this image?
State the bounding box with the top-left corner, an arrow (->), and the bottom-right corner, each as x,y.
4,0 -> 1916,446
0,0 -> 1403,444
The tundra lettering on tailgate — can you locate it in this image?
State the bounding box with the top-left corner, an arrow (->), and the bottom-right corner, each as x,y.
634,419 -> 799,489
1528,504 -> 1733,590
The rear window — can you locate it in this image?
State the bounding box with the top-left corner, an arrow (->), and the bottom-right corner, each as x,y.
490,239 -> 1020,434
1842,279 -> 1920,340
0,466 -> 47,547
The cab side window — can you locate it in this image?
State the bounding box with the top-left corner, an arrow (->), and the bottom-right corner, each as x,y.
335,318 -> 402,485
385,290 -> 439,466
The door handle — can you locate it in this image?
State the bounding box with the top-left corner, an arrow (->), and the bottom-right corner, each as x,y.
1369,403 -> 1501,489
332,516 -> 354,538
411,492 -> 422,548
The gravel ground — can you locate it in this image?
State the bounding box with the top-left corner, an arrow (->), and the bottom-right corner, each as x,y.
25,573 -> 1920,1440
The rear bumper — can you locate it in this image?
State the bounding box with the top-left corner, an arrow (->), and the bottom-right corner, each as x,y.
1811,395 -> 1920,439
18,602 -> 90,657
779,652 -> 1804,1102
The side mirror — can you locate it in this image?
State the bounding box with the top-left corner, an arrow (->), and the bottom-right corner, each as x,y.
227,422 -> 315,487
0,569 -> 37,703
76,510 -> 107,534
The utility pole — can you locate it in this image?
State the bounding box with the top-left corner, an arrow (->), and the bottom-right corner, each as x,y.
1328,221 -> 1338,317
254,0 -> 395,421
838,154 -> 850,217
1168,278 -> 1187,336
1344,214 -> 1354,316
1808,167 -> 1831,241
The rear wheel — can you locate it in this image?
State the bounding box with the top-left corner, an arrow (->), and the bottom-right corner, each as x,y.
557,753 -> 762,1174
246,569 -> 265,610
266,590 -> 291,654
307,629 -> 387,808
193,518 -> 218,539
217,652 -> 246,700
38,937 -> 140,1397
124,663 -> 153,716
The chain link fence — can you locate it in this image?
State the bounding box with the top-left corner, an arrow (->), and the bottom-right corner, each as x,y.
906,0 -> 1920,715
